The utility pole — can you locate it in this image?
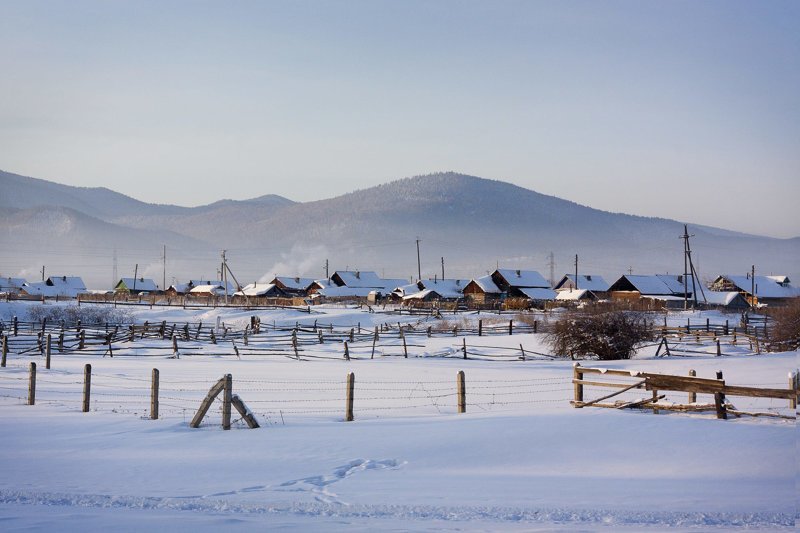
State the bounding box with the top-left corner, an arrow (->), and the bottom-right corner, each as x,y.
325,259 -> 329,280
133,264 -> 138,292
162,245 -> 166,291
415,238 -> 421,281
574,254 -> 579,290
547,252 -> 555,288
751,264 -> 756,306
441,257 -> 445,280
41,265 -> 45,282
679,225 -> 703,308
221,251 -> 228,305
628,266 -> 633,275
112,249 -> 118,289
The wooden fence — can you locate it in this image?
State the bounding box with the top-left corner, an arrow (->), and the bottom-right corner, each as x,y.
571,363 -> 798,419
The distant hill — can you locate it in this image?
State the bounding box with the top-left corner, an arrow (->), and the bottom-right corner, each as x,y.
1,170 -> 797,288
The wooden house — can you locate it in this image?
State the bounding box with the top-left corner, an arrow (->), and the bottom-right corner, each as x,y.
270,276 -> 316,297
709,274 -> 800,307
463,275 -> 504,303
115,277 -> 158,294
553,274 -> 610,299
490,269 -> 550,297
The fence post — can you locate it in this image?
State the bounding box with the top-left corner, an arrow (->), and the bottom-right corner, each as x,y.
509,320 -> 513,335
292,331 -> 299,359
151,368 -> 160,420
79,330 -> 85,350
478,319 -> 483,336
172,335 -> 178,357
45,334 -> 51,369
462,338 -> 467,359
345,372 -> 355,421
1,335 -> 7,367
520,343 -> 526,361
371,328 -> 378,359
82,364 -> 92,412
688,370 -> 696,403
790,372 -> 797,410
401,329 -> 407,358
457,370 -> 466,413
318,330 -> 324,344
716,339 -> 721,357
28,362 -> 36,405
344,341 -> 350,361
714,370 -> 727,419
533,320 -> 538,333
222,374 -> 232,430
573,363 -> 583,406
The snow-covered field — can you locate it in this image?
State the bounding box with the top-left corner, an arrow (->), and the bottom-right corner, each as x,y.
0,302 -> 797,531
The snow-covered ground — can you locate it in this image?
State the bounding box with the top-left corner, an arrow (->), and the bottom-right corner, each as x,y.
0,301 -> 796,531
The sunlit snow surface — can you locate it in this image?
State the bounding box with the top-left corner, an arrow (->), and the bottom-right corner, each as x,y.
0,301 -> 796,531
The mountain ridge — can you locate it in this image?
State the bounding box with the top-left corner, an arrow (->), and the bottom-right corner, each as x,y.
1,169 -> 797,287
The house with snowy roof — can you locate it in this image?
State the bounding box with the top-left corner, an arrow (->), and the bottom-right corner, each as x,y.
463,275 -> 504,303
553,274 -> 610,299
269,276 -> 316,297
22,276 -> 87,298
491,269 -> 550,295
709,274 -> 800,306
0,277 -> 26,294
326,271 -> 407,297
608,274 -> 692,307
234,283 -> 283,297
114,277 -> 158,294
417,278 -> 465,300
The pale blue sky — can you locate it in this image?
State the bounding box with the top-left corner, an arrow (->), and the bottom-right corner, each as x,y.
1,1 -> 798,237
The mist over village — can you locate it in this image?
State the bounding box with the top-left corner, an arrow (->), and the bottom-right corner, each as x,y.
0,2 -> 798,532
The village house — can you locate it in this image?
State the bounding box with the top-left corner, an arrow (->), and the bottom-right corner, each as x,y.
490,269 -> 551,297
319,270 -> 407,299
269,276 -> 316,297
709,274 -> 800,307
462,275 -> 504,303
114,277 -> 158,294
553,274 -> 610,299
234,283 -> 283,297
22,276 -> 87,298
0,277 -> 26,295
608,274 -> 692,308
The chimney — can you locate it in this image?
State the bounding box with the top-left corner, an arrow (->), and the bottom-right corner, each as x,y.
355,271 -> 360,279
515,269 -> 520,277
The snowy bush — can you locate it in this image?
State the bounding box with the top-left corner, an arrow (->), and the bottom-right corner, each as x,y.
546,309 -> 653,360
26,305 -> 134,326
766,300 -> 800,351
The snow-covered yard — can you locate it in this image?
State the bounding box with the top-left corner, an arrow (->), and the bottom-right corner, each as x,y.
0,302 -> 796,531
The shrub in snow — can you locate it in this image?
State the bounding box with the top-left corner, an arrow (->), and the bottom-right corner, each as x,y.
546,308 -> 653,360
26,305 -> 134,326
765,299 -> 800,351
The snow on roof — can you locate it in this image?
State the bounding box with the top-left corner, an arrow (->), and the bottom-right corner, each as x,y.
167,283 -> 192,294
272,276 -> 315,290
718,275 -> 800,299
555,274 -> 609,292
517,287 -> 557,300
235,283 -> 279,297
47,276 -> 86,291
189,284 -> 226,295
313,279 -> 332,289
617,275 -> 688,296
494,269 -> 549,288
331,271 -> 385,288
766,275 -> 790,284
392,283 -> 423,298
555,289 -> 592,301
470,275 -> 503,294
117,278 -> 158,291
0,277 -> 26,291
702,291 -> 745,306
417,279 -> 465,299
317,286 -> 377,298
402,289 -> 440,301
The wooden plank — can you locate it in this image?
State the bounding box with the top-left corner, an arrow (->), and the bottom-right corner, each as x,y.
573,379 -> 647,390
231,395 -> 260,428
189,377 -> 226,428
457,370 -> 466,414
579,380 -> 646,408
722,385 -> 794,400
578,367 -> 641,378
642,373 -> 725,393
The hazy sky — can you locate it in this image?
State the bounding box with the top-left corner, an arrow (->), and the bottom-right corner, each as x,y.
1,1 -> 798,237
